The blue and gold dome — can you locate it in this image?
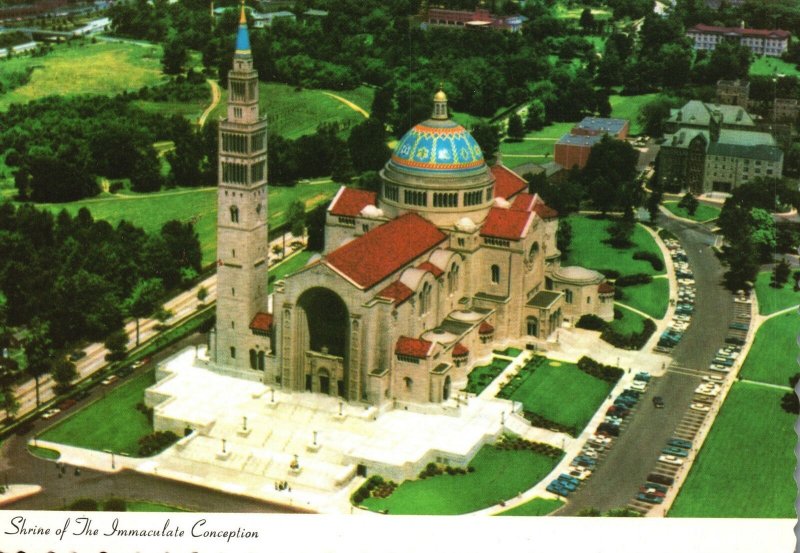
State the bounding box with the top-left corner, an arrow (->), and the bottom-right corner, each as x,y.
388,90 -> 486,176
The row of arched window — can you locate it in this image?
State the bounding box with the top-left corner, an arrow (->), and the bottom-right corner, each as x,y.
418,262 -> 462,316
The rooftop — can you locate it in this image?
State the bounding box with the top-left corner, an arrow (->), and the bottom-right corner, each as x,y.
480,206 -> 532,240
526,290 -> 562,309
556,134 -> 603,147
395,336 -> 434,359
325,213 -> 447,289
688,23 -> 791,39
376,280 -> 414,305
491,164 -> 528,199
249,312 -> 273,332
574,117 -> 628,136
668,101 -> 755,127
328,187 -> 378,218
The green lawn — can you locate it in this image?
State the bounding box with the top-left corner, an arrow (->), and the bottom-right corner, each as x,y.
610,304 -> 647,335
553,4 -> 612,20
269,250 -> 314,292
40,370 -> 156,455
663,201 -> 721,222
127,501 -> 190,512
504,359 -> 612,432
32,181 -> 339,266
609,94 -> 658,136
564,215 -> 666,276
493,347 -> 522,357
617,278 -> 669,319
211,82 -> 374,139
497,497 -> 563,516
0,41 -> 165,110
466,358 -> 511,395
499,122 -> 575,169
27,444 -> 60,460
669,382 -> 796,518
753,271 -> 799,316
361,445 -> 561,515
750,56 -> 800,78
132,98 -> 209,122
739,311 -> 798,387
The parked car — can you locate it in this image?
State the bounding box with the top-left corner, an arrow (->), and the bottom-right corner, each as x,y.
639,487 -> 666,498
690,403 -> 711,412
132,357 -> 150,369
636,492 -> 664,505
547,483 -> 570,497
42,408 -> 61,419
631,380 -> 647,392
644,482 -> 669,493
658,454 -> 685,466
101,374 -> 119,386
703,375 -> 725,384
647,473 -> 674,486
569,469 -> 591,481
652,396 -> 665,408
662,446 -> 689,457
559,474 -> 580,486
668,438 -> 692,449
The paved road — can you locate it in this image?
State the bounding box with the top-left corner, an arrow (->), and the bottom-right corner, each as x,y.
0,333 -> 296,513
558,214 -> 734,514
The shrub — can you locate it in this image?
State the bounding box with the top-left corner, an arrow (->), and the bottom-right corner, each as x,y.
137,431 -> 179,456
577,356 -> 624,383
598,269 -> 621,279
615,273 -> 653,286
523,410 -> 577,437
576,314 -> 608,331
632,251 -> 664,271
613,308 -> 623,320
601,318 -> 657,350
103,498 -> 127,511
68,498 -> 99,511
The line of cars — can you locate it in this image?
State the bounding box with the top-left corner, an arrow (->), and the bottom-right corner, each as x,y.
655,240 -> 694,353
636,438 -> 694,505
548,373 -> 652,498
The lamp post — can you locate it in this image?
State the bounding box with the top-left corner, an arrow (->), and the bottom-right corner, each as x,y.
222,438 -> 227,454
271,388 -> 275,403
338,401 -> 343,416
242,416 -> 247,431
312,431 -> 317,446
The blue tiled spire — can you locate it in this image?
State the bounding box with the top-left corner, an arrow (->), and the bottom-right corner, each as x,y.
235,3 -> 250,55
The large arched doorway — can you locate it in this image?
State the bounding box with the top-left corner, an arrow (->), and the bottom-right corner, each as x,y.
295,287 -> 350,399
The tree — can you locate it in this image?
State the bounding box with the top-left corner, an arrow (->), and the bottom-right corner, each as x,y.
582,136 -> 640,213
524,100 -> 546,132
104,328 -> 129,362
579,8 -> 595,33
24,320 -> 52,408
638,97 -> 679,138
771,258 -> 791,288
125,278 -> 165,346
0,387 -> 19,421
781,373 -> 799,413
162,35 -> 189,75
646,188 -> 663,223
678,192 -> 699,216
197,286 -> 208,305
557,220 -> 573,256
749,208 -> 777,263
506,113 -> 524,142
287,200 -> 306,238
347,119 -> 391,173
52,358 -> 77,394
471,123 -> 500,164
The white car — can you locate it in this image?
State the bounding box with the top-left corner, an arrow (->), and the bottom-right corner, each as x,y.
690,403 -> 711,412
42,408 -> 61,419
569,469 -> 592,480
581,449 -> 599,459
101,374 -> 119,386
591,434 -> 612,446
703,375 -> 725,384
659,455 -> 684,466
631,381 -> 647,392
708,365 -> 730,373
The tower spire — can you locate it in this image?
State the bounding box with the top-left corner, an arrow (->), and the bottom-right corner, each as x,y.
432,86 -> 448,120
235,0 -> 251,57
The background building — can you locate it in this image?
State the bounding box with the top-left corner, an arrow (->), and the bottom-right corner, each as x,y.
687,24 -> 791,57
554,117 -> 629,170
716,79 -> 750,109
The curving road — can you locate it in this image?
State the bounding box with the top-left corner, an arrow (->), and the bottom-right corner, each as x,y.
557,214 -> 735,515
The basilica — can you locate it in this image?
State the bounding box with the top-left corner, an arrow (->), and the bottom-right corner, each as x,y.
210,10 -> 614,406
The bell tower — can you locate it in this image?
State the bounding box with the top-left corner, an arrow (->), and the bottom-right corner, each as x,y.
214,3 -> 270,371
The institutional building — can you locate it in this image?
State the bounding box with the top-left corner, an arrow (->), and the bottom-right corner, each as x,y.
686,24 -> 791,57
425,7 -> 526,32
656,101 -> 783,193
210,12 -> 613,406
716,79 -> 750,109
554,117 -> 629,170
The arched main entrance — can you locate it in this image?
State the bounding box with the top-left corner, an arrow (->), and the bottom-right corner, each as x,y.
294,287 -> 351,399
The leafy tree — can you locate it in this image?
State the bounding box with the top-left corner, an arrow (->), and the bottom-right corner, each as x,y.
130,148 -> 163,193
306,202 -> 329,252
646,188 -> 663,224
506,114 -> 525,141
24,320 -> 52,408
104,328 -> 129,362
579,8 -> 595,33
556,220 -> 573,256
287,200 -> 306,238
771,258 -> 791,288
582,136 -> 640,213
0,387 -> 19,420
524,100 -> 546,132
638,97 -> 679,138
471,123 -> 500,164
749,208 -> 777,263
679,193 -> 699,216
162,35 -> 189,75
347,119 -> 391,173
125,278 -> 165,346
197,286 -> 208,305
52,358 -> 77,394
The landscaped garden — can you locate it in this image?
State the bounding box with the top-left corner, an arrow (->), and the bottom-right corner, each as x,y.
749,56 -> 800,78
564,215 -> 666,277
753,270 -> 799,316
609,93 -> 658,136
616,278 -> 669,319
465,357 -> 512,395
40,370 -> 156,455
609,305 -> 647,335
493,346 -> 523,358
662,201 -> 720,222
498,122 -> 574,170
669,382 -> 796,518
0,41 -> 166,111
497,497 -> 563,516
499,358 -> 612,434
359,440 -> 562,515
739,311 -> 798,387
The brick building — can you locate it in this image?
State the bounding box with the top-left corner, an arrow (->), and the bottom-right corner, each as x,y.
553,117 -> 629,170
687,24 -> 791,57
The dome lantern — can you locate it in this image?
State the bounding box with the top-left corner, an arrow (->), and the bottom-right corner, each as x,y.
432,88 -> 448,120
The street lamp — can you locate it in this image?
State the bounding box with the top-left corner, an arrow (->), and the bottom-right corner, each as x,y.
222,438 -> 227,454
242,416 -> 247,431
312,431 -> 317,446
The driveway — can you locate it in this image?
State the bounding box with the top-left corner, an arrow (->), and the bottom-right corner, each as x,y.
557,213 -> 734,514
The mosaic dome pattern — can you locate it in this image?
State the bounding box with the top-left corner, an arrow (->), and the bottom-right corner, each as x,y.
390,120 -> 485,175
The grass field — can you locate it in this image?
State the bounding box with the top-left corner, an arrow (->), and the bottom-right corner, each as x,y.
553,4 -> 612,20
753,270 -> 799,316
499,122 -> 574,169
32,180 -> 339,266
40,370 -> 155,455
609,94 -> 658,136
617,278 -> 669,319
669,382 -> 796,518
564,215 -> 666,276
128,501 -> 190,512
739,311 -> 798,387
610,304 -> 647,335
269,250 -> 314,292
0,41 -> 165,110
361,445 -> 561,515
750,56 -> 800,78
27,444 -> 60,460
132,98 -> 209,122
211,82 -> 374,139
505,359 -> 612,431
663,201 -> 721,222
498,497 -> 563,516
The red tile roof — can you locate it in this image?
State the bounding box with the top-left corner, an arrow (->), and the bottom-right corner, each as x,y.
598,282 -> 615,294
491,164 -> 527,200
328,187 -> 378,217
533,203 -> 558,219
479,321 -> 494,335
249,312 -> 274,332
395,336 -> 434,359
417,261 -> 444,278
688,24 -> 791,39
376,280 -> 414,305
326,213 -> 447,289
510,192 -> 536,211
480,207 -> 532,240
452,342 -> 469,357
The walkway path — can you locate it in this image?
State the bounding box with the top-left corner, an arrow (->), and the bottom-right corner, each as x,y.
738,379 -> 793,392
198,79 -> 221,127
321,92 -> 369,119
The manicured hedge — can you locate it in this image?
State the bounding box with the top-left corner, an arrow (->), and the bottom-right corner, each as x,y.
615,273 -> 653,287
576,314 -> 607,331
601,318 -> 656,350
632,251 -> 664,272
577,356 -> 624,383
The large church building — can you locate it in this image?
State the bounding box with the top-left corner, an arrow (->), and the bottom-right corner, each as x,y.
210,12 -> 614,406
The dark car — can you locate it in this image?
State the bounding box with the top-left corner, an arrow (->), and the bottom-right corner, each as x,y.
647,473 -> 674,486
652,396 -> 664,408
597,423 -> 620,436
58,399 -> 77,410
